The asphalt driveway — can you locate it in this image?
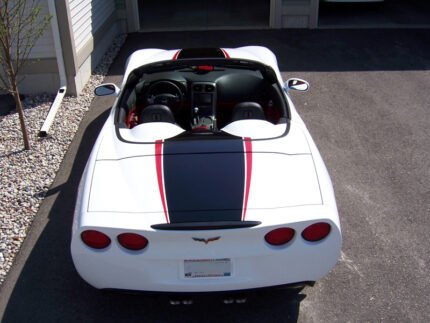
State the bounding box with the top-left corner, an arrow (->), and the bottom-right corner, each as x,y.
1,29 -> 429,322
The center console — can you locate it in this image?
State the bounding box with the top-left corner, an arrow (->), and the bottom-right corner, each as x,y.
191,82 -> 217,131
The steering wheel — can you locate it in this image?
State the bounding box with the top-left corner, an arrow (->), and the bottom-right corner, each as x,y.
144,80 -> 184,107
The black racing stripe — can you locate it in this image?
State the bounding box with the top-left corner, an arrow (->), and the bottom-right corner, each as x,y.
177,48 -> 225,59
163,138 -> 244,223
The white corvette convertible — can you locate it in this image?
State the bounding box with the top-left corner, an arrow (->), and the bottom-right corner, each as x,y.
71,46 -> 342,294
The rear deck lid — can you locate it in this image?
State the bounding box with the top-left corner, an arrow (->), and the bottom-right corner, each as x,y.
88,135 -> 321,224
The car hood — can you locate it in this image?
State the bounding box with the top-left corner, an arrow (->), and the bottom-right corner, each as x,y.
88,123 -> 321,223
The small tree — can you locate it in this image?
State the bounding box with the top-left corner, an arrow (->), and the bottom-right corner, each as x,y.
0,0 -> 51,150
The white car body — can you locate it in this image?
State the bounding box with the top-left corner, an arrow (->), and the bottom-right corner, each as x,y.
71,46 -> 342,293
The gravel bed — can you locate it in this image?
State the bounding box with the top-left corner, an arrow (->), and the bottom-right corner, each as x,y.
0,34 -> 126,286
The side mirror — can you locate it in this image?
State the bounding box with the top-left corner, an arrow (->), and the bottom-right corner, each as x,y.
94,83 -> 120,96
285,78 -> 309,92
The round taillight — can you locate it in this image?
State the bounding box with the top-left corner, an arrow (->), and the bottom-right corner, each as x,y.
265,227 -> 295,246
302,222 -> 331,242
81,230 -> 111,249
117,233 -> 148,251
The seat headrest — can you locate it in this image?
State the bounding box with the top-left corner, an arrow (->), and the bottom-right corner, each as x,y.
232,102 -> 265,121
140,104 -> 175,124
134,82 -> 146,107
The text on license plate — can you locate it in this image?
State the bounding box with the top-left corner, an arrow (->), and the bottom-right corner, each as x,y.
184,258 -> 231,278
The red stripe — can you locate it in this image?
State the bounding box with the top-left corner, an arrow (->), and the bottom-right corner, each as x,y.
155,140 -> 169,223
242,138 -> 252,220
221,48 -> 230,58
172,50 -> 181,60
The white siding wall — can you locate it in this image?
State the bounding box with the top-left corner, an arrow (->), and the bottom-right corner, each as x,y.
280,0 -> 319,28
69,0 -> 116,52
28,0 -> 56,59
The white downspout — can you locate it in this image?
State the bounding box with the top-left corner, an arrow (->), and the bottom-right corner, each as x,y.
39,0 -> 68,137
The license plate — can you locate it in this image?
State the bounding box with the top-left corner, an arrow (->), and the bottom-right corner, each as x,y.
184,258 -> 231,278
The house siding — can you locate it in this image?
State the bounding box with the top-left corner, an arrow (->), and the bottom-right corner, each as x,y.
270,0 -> 319,29
67,0 -> 123,95
15,0 -> 59,94
28,0 -> 56,59
69,0 -> 116,52
13,0 -> 124,95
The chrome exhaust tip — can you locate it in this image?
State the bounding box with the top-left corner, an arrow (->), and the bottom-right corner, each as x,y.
169,298 -> 181,305
169,297 -> 193,305
182,299 -> 193,305
223,293 -> 247,304
235,297 -> 247,304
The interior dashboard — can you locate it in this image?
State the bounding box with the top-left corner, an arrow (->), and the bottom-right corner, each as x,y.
118,64 -> 288,131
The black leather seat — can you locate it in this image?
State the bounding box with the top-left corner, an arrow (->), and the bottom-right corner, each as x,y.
140,104 -> 175,124
232,102 -> 265,121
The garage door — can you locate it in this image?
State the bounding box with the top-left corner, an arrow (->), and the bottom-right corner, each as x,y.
138,0 -> 270,30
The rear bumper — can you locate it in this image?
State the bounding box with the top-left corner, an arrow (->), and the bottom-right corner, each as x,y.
71,222 -> 341,293
323,0 -> 384,2
101,281 -> 315,296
